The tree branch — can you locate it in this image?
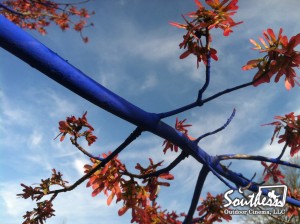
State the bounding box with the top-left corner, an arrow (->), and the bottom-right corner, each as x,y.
277,142 -> 289,160
159,61 -> 272,119
217,153 -> 300,169
200,60 -> 271,105
0,2 -> 23,16
40,127 -> 142,195
1,17 -> 300,213
197,28 -> 211,102
183,165 -> 210,224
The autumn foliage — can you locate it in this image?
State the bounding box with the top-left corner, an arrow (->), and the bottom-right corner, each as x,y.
264,112 -> 300,157
18,112 -> 235,224
84,154 -> 178,222
8,0 -> 300,223
197,193 -> 232,224
170,0 -> 242,67
0,0 -> 94,42
18,169 -> 67,224
242,28 -> 300,90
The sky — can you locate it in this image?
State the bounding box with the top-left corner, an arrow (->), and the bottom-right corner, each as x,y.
0,0 -> 300,223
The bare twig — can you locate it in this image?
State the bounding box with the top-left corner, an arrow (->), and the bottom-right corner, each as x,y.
70,137 -> 102,161
218,153 -> 300,170
183,165 -> 210,224
196,108 -> 236,143
277,142 -> 289,160
158,61 -> 272,119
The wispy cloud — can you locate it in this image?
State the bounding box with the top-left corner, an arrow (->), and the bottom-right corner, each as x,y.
0,183 -> 32,220
73,158 -> 89,176
28,130 -> 43,148
0,90 -> 34,127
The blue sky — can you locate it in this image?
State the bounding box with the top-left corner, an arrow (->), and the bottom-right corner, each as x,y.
0,0 -> 300,223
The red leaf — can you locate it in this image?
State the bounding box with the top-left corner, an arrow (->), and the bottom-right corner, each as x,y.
194,0 -> 204,9
169,21 -> 186,29
179,50 -> 191,59
159,173 -> 174,180
118,206 -> 129,216
91,187 -> 101,197
107,192 -> 115,206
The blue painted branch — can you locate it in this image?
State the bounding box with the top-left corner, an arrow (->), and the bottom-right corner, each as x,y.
218,153 -> 300,169
1,15 -> 300,208
183,165 -> 210,224
196,108 -> 236,143
0,15 -> 207,164
197,50 -> 211,102
210,160 -> 300,206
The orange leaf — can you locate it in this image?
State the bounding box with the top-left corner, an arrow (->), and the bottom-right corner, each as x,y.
169,21 -> 186,29
285,79 -> 292,90
159,173 -> 174,180
91,187 -> 101,197
118,206 -> 129,216
87,175 -> 98,187
194,0 -> 204,9
267,28 -> 276,42
242,59 -> 260,70
259,37 -> 268,48
249,39 -> 261,50
107,192 -> 115,206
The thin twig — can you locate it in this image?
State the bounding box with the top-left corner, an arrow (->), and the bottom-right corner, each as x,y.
0,2 -> 24,16
277,142 -> 289,160
70,137 -> 103,161
197,27 -> 211,102
208,163 -> 237,190
218,153 -> 300,169
200,60 -> 271,105
158,61 -> 272,119
196,108 -> 236,143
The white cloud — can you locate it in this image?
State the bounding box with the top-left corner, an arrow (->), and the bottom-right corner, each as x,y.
28,130 -> 43,148
24,154 -> 53,172
140,74 -> 157,91
128,33 -> 179,62
0,183 -> 33,222
42,89 -> 78,118
73,158 -> 89,176
0,90 -> 33,127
